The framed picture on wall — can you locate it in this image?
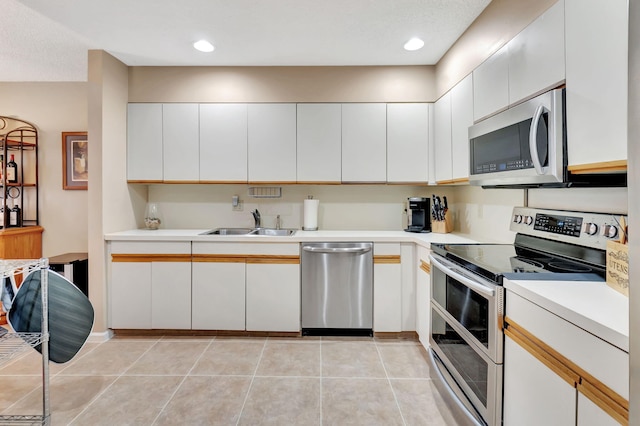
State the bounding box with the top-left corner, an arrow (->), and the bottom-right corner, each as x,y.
62,132 -> 88,190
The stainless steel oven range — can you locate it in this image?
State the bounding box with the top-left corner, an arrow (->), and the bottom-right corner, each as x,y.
428,206 -> 625,426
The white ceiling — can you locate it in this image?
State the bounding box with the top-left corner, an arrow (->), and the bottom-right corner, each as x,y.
1,0 -> 491,82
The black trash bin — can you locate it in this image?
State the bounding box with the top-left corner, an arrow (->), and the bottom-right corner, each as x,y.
48,252 -> 88,297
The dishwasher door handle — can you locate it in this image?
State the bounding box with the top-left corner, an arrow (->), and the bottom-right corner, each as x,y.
302,246 -> 372,254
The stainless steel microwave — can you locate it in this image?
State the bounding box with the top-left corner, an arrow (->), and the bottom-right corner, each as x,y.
469,89 -> 565,187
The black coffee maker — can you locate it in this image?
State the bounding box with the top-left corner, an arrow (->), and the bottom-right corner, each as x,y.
405,197 -> 431,233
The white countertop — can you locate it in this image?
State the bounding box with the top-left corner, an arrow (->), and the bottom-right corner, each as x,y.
104,229 -> 479,247
504,278 -> 629,352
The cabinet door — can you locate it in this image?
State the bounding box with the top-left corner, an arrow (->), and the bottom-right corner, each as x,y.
508,1 -> 565,105
162,103 -> 200,181
246,262 -> 300,332
110,262 -> 152,329
450,74 -> 473,181
296,104 -> 342,183
192,261 -> 246,330
199,104 -> 248,182
577,392 -> 620,426
341,103 -> 387,182
415,249 -> 430,349
374,264 -> 402,332
127,103 -> 163,181
151,261 -> 192,329
434,93 -> 452,184
473,44 -> 509,121
565,0 -> 628,168
373,246 -> 402,333
387,103 -> 429,183
503,335 -> 577,426
247,104 -> 297,182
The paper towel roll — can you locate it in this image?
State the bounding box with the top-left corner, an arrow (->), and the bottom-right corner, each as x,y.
303,199 -> 319,231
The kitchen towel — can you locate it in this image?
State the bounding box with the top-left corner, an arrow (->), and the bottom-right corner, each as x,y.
303,199 -> 319,231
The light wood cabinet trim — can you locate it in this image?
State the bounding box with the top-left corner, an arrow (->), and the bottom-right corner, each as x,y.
568,160 -> 627,174
111,254 -> 192,262
386,182 -> 431,186
192,254 -> 246,263
246,256 -> 300,264
198,180 -> 249,184
419,260 -> 431,273
505,316 -> 629,422
504,324 -> 579,387
295,181 -> 341,185
127,180 -> 163,184
162,180 -> 202,184
374,255 -> 401,264
579,379 -> 628,425
435,177 -> 470,185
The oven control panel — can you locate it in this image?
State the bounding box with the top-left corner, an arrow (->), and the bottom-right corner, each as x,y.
510,207 -> 626,250
533,213 -> 582,237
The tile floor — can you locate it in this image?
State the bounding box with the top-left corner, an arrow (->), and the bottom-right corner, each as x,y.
0,335 -> 456,425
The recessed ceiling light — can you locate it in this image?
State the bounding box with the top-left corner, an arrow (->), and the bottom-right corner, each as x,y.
193,40 -> 215,53
404,38 -> 425,51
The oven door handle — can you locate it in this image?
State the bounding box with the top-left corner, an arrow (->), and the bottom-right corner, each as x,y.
429,255 -> 496,298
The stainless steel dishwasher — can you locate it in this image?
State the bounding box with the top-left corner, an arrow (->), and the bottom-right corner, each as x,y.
301,242 -> 373,336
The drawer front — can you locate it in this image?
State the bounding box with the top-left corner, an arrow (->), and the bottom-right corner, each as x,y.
110,241 -> 191,255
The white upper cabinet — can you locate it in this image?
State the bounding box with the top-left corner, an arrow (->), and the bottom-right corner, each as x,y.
296,103 -> 342,183
434,92 -> 452,183
450,75 -> 474,182
508,0 -> 565,105
199,104 -> 248,182
247,104 -> 297,182
473,44 -> 509,121
565,0 -> 628,170
162,103 -> 200,181
387,103 -> 430,183
127,103 -> 163,181
341,103 -> 387,182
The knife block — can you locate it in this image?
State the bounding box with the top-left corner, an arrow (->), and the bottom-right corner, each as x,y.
432,211 -> 453,234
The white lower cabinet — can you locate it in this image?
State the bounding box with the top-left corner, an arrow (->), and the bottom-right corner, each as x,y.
373,243 -> 402,332
109,241 -> 192,330
151,261 -> 192,329
503,335 -> 577,426
504,289 -> 629,426
415,246 -> 430,349
110,261 -> 152,329
577,392 -> 619,426
192,261 -> 246,330
246,262 -> 300,332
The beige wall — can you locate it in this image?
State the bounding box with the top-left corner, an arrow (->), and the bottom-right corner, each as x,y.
0,82 -> 88,257
129,66 -> 436,103
148,184 -> 459,232
435,0 -> 558,98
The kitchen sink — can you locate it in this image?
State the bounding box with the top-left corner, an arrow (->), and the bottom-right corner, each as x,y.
200,228 -> 255,235
251,228 -> 296,236
200,228 -> 296,236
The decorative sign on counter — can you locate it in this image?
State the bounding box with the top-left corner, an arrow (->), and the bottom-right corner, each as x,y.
606,216 -> 628,296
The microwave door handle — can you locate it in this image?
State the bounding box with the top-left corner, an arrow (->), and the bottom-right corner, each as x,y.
529,104 -> 548,175
429,255 -> 496,298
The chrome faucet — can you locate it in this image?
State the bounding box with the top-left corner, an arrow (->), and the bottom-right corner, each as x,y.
276,215 -> 281,230
251,209 -> 261,228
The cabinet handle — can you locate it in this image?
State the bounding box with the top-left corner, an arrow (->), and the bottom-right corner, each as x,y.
302,246 -> 371,254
